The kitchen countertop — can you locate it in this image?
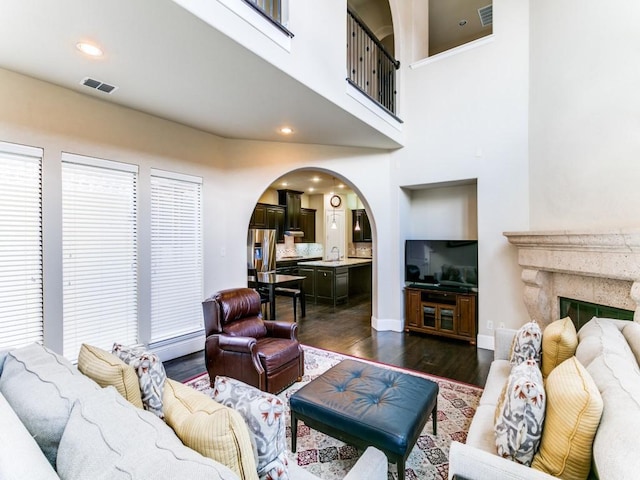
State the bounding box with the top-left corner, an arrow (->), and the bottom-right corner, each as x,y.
297,258 -> 372,267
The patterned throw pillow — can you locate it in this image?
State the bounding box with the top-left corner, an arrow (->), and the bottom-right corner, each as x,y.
212,376 -> 288,480
112,343 -> 166,418
495,358 -> 546,466
510,320 -> 543,366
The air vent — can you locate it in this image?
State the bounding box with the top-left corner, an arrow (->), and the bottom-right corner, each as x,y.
80,77 -> 118,94
478,4 -> 493,27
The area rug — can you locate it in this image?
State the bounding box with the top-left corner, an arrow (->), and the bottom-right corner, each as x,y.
184,345 -> 482,480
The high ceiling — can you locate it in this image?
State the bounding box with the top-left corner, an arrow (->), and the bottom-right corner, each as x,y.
0,0 -> 399,149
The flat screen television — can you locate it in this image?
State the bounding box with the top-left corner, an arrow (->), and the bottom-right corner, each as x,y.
404,240 -> 478,292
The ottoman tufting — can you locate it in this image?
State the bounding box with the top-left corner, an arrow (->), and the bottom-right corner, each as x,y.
289,359 -> 438,480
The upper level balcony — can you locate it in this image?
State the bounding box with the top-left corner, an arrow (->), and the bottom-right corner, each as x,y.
0,0 -> 404,149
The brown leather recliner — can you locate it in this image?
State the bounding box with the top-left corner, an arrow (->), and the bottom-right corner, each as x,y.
202,287 -> 304,394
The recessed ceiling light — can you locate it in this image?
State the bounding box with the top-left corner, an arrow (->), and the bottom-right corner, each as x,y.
308,187 -> 315,192
279,127 -> 293,135
311,177 -> 320,183
338,183 -> 345,189
76,42 -> 103,57
281,182 -> 288,187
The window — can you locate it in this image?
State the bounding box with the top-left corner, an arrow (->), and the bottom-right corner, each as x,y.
62,153 -> 138,361
150,169 -> 203,343
0,142 -> 43,349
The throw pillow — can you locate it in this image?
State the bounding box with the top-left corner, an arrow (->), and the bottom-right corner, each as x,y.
112,343 -> 166,418
57,386 -> 238,480
0,343 -> 99,468
162,378 -> 258,480
509,320 -> 543,366
77,343 -> 143,408
213,376 -> 289,480
541,317 -> 578,378
531,357 -> 603,480
495,358 -> 546,466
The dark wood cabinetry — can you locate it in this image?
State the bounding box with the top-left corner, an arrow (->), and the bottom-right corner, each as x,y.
352,209 -> 372,242
300,208 -> 316,243
404,287 -> 477,344
250,203 -> 286,242
315,267 -> 348,306
278,189 -> 303,232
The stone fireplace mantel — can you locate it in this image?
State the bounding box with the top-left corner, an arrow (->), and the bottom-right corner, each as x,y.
504,228 -> 640,326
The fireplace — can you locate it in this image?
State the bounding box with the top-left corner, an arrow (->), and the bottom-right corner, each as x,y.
503,229 -> 640,328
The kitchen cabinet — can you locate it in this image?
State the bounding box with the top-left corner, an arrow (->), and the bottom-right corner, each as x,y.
250,203 -> 285,242
352,209 -> 372,242
278,189 -> 302,232
298,266 -> 316,300
297,259 -> 371,307
404,287 -> 477,344
250,204 -> 267,228
300,208 -> 316,243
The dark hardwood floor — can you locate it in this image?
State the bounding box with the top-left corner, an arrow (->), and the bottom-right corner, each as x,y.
164,293 -> 493,387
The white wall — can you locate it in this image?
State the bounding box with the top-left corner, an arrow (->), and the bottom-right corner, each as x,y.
0,67 -> 402,359
390,0 -> 532,342
529,0 -> 640,229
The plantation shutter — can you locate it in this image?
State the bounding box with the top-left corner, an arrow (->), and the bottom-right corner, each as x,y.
62,153 -> 138,361
150,169 -> 203,342
0,142 -> 43,349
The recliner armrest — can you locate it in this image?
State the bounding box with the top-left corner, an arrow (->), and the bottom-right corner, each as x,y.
216,335 -> 257,354
264,320 -> 298,340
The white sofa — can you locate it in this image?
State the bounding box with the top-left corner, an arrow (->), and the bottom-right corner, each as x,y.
0,344 -> 387,480
449,317 -> 640,480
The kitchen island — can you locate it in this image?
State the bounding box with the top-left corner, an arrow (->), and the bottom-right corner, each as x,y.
297,258 -> 372,307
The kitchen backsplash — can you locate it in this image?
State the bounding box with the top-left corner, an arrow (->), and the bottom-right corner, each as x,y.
276,242 -> 324,259
348,243 -> 373,258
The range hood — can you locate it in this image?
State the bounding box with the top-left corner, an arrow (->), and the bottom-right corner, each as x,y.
285,230 -> 304,237
279,189 -> 304,238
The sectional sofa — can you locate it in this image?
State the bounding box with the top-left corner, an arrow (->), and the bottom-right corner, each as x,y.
449,316 -> 640,480
0,343 -> 386,480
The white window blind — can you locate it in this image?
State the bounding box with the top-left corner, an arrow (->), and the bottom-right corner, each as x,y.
150,169 -> 203,343
62,153 -> 138,361
0,142 -> 43,349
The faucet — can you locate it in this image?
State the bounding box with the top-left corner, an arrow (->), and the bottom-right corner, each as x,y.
331,246 -> 340,261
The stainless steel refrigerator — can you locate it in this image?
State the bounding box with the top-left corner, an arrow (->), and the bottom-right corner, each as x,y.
247,229 -> 276,273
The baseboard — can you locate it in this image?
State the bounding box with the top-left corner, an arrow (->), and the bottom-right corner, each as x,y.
151,334 -> 205,362
371,316 -> 404,332
476,334 -> 494,351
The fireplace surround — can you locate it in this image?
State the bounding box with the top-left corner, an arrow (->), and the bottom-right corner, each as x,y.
504,228 -> 640,328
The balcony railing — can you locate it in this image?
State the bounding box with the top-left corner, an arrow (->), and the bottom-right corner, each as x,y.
242,0 -> 293,37
347,8 -> 400,118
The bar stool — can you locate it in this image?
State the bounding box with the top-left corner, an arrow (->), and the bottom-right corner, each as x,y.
275,287 -> 305,322
248,268 -> 270,319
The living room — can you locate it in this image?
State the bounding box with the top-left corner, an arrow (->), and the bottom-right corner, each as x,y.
0,0 -> 639,478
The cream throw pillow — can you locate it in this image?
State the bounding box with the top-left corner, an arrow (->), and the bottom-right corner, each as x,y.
77,343 -> 143,409
163,378 -> 259,480
532,357 -> 603,480
541,317 -> 578,378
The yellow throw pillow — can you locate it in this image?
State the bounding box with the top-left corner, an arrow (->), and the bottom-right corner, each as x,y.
531,357 -> 603,480
163,378 -> 258,480
541,317 -> 578,378
77,343 -> 143,408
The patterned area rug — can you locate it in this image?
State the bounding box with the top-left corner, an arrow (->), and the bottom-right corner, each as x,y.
184,345 -> 482,480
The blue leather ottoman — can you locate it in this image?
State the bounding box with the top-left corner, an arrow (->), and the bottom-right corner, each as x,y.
290,359 -> 439,480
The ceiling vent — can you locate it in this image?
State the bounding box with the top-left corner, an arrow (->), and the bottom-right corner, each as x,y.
80,77 -> 118,94
478,4 -> 493,27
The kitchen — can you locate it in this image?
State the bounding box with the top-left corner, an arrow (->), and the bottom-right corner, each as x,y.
247,171 -> 372,318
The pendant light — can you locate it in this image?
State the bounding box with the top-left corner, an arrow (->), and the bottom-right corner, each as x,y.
354,212 -> 361,231
330,177 -> 338,229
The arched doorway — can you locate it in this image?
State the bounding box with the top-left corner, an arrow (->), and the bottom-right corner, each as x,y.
246,169 -> 374,325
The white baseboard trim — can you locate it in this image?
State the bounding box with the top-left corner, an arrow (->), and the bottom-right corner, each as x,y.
152,334 -> 205,362
372,316 -> 404,332
476,334 -> 494,351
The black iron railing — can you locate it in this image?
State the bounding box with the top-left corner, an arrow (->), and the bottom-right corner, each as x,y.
242,0 -> 294,37
347,8 -> 400,117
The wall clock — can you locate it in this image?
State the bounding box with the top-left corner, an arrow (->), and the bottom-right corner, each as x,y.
330,195 -> 342,208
